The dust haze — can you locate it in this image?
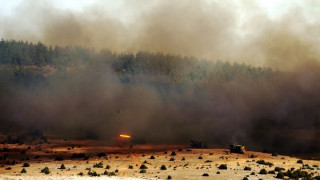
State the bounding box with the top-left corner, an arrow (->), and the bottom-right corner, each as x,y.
0,0 -> 320,154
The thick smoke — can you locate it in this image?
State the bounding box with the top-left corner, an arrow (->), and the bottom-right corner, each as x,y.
0,0 -> 320,154
1,0 -> 320,70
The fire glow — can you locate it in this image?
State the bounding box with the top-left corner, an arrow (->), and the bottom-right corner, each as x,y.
120,134 -> 131,138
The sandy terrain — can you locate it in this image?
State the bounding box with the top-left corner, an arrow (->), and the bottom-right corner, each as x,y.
0,138 -> 320,180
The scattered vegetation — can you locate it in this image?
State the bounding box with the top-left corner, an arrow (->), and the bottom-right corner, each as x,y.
256,160 -> 273,166
93,162 -> 103,168
244,166 -> 251,171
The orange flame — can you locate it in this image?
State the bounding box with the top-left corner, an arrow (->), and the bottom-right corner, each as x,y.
120,134 -> 131,138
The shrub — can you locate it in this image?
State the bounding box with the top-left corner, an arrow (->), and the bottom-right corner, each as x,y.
169,158 -> 175,161
88,170 -> 99,176
105,165 -> 111,169
41,167 -> 50,174
150,155 -> 155,159
167,175 -> 172,179
205,160 -> 212,163
272,152 -> 278,156
268,170 -> 275,174
140,169 -> 146,173
103,170 -> 108,175
259,169 -> 267,174
209,153 -> 213,155
256,160 -> 273,166
243,177 -> 248,180
274,167 -> 285,171
22,163 -> 30,167
78,172 -> 84,176
160,165 -> 167,170
21,168 -> 27,173
276,172 -> 284,179
244,166 -> 251,171
181,157 -> 185,161
198,156 -> 203,159
140,164 -> 148,169
93,162 -> 103,168
202,173 -> 209,176
218,164 -> 227,170
128,165 -> 133,169
5,167 -> 11,170
60,164 -> 66,169
171,151 -> 176,156
297,160 -> 303,164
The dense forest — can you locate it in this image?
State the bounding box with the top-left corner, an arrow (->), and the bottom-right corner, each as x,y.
0,39 -> 319,153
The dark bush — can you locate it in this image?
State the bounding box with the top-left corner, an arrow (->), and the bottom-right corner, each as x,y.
202,173 -> 209,176
171,151 -> 176,156
60,164 -> 66,169
88,170 -> 99,176
140,169 -> 146,173
128,165 -> 133,169
276,172 -> 284,179
41,167 -> 50,174
167,175 -> 172,179
160,165 -> 167,170
169,158 -> 175,161
259,169 -> 267,174
21,168 -> 27,173
205,160 -> 212,163
297,160 -> 303,164
268,170 -> 275,174
140,164 -> 148,169
244,166 -> 251,171
218,164 -> 227,170
182,157 -> 185,161
150,155 -> 155,159
274,167 -> 285,172
243,177 -> 248,180
272,152 -> 278,156
256,160 -> 273,166
22,163 -> 30,167
105,165 -> 111,169
93,162 -> 103,168
198,156 -> 203,159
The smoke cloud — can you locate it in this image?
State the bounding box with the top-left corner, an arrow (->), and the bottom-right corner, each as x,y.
1,0 -> 320,70
0,0 -> 320,154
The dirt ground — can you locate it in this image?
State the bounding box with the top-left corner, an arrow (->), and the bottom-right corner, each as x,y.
0,138 -> 319,180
